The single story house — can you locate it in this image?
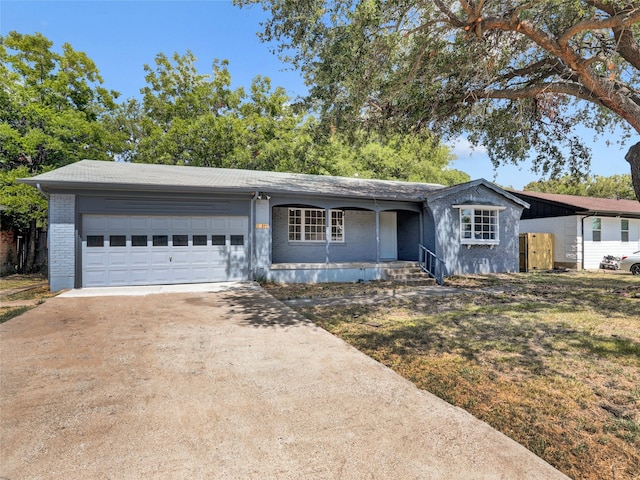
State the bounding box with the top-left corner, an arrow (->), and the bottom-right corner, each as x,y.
21,160 -> 528,291
511,190 -> 640,270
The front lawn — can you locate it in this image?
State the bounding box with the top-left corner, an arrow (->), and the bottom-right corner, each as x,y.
265,272 -> 640,480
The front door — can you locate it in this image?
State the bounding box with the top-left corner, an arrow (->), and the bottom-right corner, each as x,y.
379,211 -> 398,260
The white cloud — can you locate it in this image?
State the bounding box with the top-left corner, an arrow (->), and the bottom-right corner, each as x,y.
449,137 -> 488,159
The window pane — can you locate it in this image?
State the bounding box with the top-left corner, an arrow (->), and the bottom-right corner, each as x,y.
331,210 -> 344,241
592,218 -> 601,230
193,235 -> 207,246
132,235 -> 147,247
109,235 -> 126,247
172,234 -> 188,246
212,235 -> 225,246
230,235 -> 244,246
304,209 -> 325,241
621,219 -> 629,242
288,208 -> 302,241
87,235 -> 104,247
153,235 -> 168,247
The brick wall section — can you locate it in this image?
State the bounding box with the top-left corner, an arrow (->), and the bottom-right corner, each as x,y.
0,230 -> 17,274
254,199 -> 271,275
48,194 -> 76,291
272,207 -> 377,263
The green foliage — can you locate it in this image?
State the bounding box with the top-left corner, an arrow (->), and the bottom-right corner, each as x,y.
320,130 -> 469,185
118,50 -> 466,184
235,0 -> 640,183
0,32 -> 122,172
524,174 -> 637,200
0,166 -> 48,232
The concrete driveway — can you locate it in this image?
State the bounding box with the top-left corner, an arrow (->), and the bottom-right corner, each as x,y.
1,284 -> 569,479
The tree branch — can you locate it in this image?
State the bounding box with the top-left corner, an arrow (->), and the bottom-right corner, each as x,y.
467,82 -> 599,104
559,8 -> 640,49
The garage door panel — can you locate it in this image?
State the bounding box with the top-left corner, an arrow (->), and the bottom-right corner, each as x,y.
151,217 -> 171,230
229,217 -> 248,232
82,215 -> 249,287
107,270 -> 130,286
130,251 -> 150,266
130,269 -> 151,284
190,217 -> 210,230
191,251 -> 210,265
84,251 -> 107,267
106,252 -> 128,266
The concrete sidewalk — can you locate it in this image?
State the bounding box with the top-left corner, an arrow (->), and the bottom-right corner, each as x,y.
1,287 -> 569,479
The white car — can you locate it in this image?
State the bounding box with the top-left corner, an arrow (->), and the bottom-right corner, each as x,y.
619,251 -> 640,275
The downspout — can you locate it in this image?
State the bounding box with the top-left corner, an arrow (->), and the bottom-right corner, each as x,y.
580,213 -> 597,270
36,183 -> 49,200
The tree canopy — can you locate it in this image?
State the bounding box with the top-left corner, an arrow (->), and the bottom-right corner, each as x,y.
524,173 -> 636,199
0,31 -> 121,172
115,50 -> 468,184
235,0 -> 640,198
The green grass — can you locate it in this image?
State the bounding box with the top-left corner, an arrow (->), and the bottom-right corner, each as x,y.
0,305 -> 34,323
266,272 -> 640,480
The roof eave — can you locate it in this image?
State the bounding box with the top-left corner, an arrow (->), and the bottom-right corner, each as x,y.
20,179 -> 428,202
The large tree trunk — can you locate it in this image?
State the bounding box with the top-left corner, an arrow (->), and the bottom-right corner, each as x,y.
625,141 -> 640,202
25,219 -> 37,273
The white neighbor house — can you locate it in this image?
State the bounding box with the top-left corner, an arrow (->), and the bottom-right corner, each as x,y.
511,191 -> 640,270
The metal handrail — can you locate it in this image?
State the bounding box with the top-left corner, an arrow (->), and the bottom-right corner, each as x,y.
418,244 -> 445,285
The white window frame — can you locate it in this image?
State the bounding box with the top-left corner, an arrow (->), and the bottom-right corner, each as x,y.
288,208 -> 345,243
621,219 -> 629,243
454,205 -> 505,245
592,217 -> 602,242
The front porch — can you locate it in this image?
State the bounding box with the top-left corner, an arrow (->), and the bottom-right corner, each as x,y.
266,260 -> 427,284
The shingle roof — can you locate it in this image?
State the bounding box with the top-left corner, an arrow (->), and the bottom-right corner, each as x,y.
426,179 -> 529,208
20,160 -> 446,201
512,190 -> 640,216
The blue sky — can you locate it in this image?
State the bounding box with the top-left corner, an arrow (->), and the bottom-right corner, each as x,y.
1,0 -> 635,189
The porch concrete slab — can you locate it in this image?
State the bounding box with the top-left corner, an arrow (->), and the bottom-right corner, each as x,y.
1,288 -> 569,479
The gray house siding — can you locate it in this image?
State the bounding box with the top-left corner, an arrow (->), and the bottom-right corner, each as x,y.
426,185 -> 525,275
272,208 -> 377,263
76,192 -> 250,216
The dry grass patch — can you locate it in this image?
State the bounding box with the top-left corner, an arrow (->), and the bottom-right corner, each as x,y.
266,272 -> 640,480
1,274 -> 53,323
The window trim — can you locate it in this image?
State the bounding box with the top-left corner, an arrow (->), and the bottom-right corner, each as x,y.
453,205 -> 505,245
288,208 -> 345,243
592,217 -> 602,242
621,219 -> 629,243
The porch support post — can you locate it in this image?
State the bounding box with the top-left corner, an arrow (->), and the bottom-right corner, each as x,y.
419,206 -> 424,246
375,209 -> 380,263
325,207 -> 330,264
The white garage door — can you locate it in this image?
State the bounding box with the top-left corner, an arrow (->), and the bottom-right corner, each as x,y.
82,215 -> 249,287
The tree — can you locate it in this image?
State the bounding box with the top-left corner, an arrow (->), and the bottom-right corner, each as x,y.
235,0 -> 640,198
524,173 -> 636,199
116,51 -> 467,184
0,167 -> 48,272
1,32 -> 122,171
319,129 -> 470,184
114,52 -> 307,170
0,32 -> 121,271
